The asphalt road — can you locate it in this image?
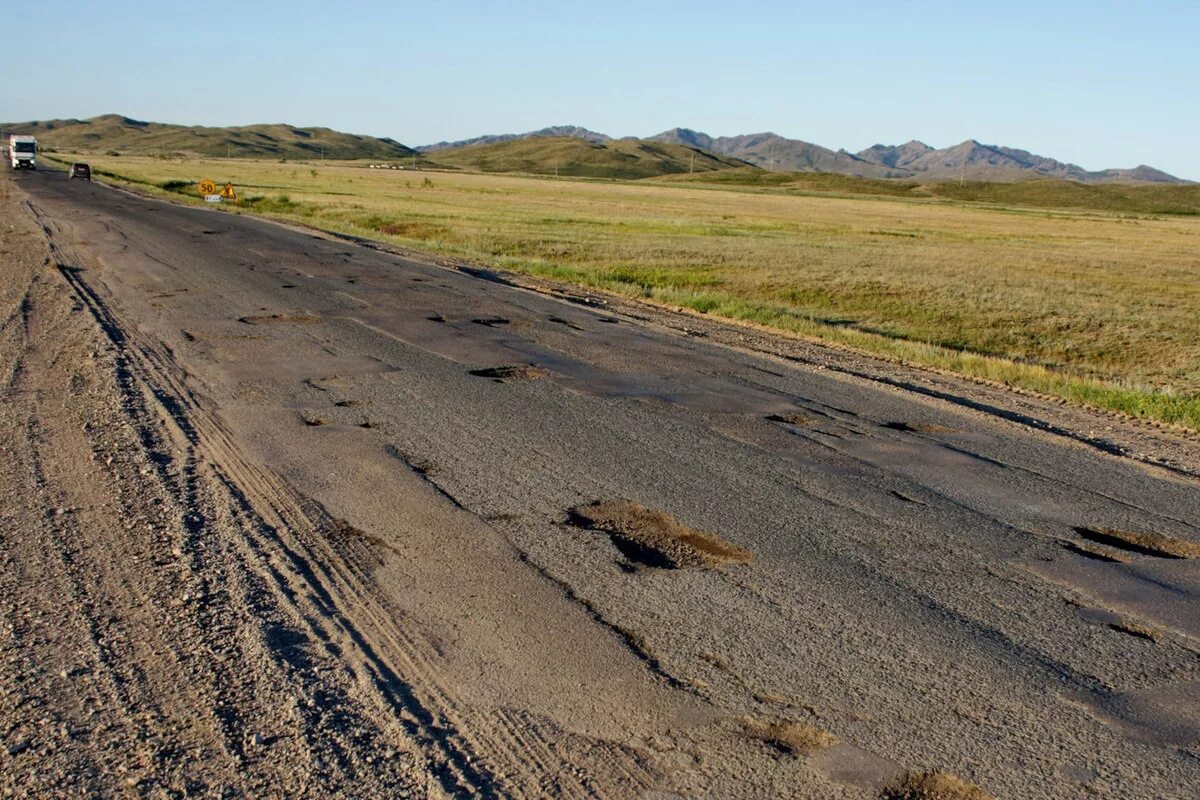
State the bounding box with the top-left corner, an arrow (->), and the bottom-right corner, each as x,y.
14,165 -> 1200,799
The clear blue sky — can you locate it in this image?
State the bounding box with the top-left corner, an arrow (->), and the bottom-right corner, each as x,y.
8,1 -> 1199,178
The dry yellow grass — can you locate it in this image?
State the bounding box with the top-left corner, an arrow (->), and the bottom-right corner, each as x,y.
742,717 -> 839,755
881,770 -> 993,800
61,154 -> 1200,427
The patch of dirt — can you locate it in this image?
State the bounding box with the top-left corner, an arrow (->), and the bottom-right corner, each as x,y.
375,221 -> 450,240
239,313 -> 321,325
329,518 -> 402,558
743,717 -> 838,755
880,770 -> 993,800
1074,526 -> 1200,559
301,413 -> 330,426
567,499 -> 752,569
469,364 -> 549,382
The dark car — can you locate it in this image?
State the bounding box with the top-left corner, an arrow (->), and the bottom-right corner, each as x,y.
68,163 -> 91,180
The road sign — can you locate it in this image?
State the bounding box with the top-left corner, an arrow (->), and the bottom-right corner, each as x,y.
204,195 -> 222,203
198,178 -> 217,196
220,182 -> 237,200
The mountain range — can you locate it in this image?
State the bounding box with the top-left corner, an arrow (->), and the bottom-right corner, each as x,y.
2,114 -> 1186,183
422,125 -> 1187,184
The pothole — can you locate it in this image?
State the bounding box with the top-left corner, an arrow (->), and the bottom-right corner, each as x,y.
548,315 -> 583,330
567,499 -> 752,569
1074,526 -> 1200,559
767,412 -> 819,426
1109,621 -> 1160,642
469,365 -> 548,382
472,316 -> 511,327
1060,540 -> 1130,563
881,421 -> 958,434
239,314 -> 320,325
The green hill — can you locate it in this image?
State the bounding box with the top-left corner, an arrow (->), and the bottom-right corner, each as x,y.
2,114 -> 415,160
426,136 -> 750,179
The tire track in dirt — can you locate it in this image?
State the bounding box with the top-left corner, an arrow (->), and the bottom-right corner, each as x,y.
4,196 -> 427,797
26,196 -> 668,798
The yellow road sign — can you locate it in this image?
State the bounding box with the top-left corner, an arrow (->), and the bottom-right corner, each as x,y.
220,182 -> 237,200
198,178 -> 217,196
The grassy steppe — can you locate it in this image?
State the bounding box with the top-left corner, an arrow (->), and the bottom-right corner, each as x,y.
62,154 -> 1200,428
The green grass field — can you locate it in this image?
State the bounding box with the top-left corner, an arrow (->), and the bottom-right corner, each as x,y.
57,153 -> 1200,428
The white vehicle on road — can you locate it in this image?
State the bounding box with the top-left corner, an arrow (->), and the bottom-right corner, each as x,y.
8,135 -> 37,169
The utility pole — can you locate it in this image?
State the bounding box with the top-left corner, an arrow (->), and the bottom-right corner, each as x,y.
412,152 -> 417,170
689,150 -> 694,174
555,159 -> 559,178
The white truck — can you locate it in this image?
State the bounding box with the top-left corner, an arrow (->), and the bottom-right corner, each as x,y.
8,135 -> 37,169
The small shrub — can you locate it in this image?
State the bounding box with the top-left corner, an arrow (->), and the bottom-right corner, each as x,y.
881,770 -> 992,800
743,718 -> 837,755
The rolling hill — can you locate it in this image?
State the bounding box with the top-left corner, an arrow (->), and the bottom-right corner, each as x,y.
2,115 -> 416,160
425,136 -> 750,179
417,126 -> 611,153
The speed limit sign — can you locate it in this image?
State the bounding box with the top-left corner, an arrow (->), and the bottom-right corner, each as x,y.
198,178 -> 217,196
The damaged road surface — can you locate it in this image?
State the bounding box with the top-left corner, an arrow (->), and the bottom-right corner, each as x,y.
4,167 -> 1200,799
